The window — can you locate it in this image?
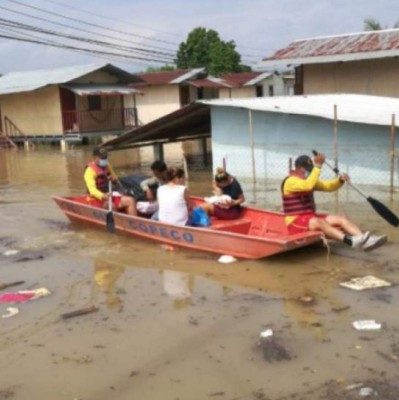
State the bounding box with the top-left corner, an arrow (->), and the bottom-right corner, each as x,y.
256,85 -> 264,97
88,95 -> 102,110
268,85 -> 274,97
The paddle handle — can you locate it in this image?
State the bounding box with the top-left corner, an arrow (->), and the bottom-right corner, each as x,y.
312,150 -> 368,199
108,179 -> 113,212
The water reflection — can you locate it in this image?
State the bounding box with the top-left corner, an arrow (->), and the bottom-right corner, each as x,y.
162,269 -> 194,309
94,259 -> 125,310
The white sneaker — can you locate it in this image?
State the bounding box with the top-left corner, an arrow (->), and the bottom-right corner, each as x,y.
351,231 -> 370,249
362,234 -> 388,252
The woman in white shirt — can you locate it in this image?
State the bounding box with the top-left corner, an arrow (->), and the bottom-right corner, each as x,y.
157,167 -> 191,226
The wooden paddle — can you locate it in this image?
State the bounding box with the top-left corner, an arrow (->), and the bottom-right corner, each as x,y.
313,150 -> 399,227
106,179 -> 115,233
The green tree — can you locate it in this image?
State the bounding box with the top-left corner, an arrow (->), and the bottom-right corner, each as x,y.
144,65 -> 176,73
364,17 -> 399,30
176,27 -> 245,76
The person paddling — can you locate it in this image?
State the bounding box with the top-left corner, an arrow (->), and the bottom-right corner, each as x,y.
281,153 -> 387,251
84,147 -> 136,215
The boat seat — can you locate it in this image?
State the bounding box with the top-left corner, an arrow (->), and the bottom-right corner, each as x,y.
248,218 -> 288,237
209,218 -> 252,234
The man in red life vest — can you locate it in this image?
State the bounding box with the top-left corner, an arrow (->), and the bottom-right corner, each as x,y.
84,147 -> 136,215
282,153 -> 387,251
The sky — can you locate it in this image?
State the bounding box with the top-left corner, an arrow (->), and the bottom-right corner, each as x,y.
0,0 -> 398,74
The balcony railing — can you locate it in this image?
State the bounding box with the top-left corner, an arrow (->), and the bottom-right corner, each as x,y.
62,107 -> 139,133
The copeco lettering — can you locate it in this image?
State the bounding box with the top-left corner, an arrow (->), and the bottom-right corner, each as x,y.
127,220 -> 194,243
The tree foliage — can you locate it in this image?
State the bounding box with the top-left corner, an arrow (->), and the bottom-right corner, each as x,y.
364,17 -> 399,30
175,27 -> 247,76
144,65 -> 176,73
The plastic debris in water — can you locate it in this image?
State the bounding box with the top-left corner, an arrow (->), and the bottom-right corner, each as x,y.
352,320 -> 382,330
260,329 -> 273,338
340,275 -> 391,290
1,307 -> 19,319
3,250 -> 19,256
359,387 -> 375,397
0,288 -> 51,304
218,255 -> 237,264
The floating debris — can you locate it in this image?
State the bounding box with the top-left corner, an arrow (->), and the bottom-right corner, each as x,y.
1,307 -> 19,319
218,255 -> 237,264
0,288 -> 51,304
61,306 -> 99,320
352,320 -> 382,331
0,281 -> 25,291
340,275 -> 391,291
3,249 -> 19,256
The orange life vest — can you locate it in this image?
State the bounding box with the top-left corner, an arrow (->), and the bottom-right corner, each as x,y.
86,161 -> 111,193
281,173 -> 316,215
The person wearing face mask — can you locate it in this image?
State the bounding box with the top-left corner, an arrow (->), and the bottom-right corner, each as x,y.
84,147 -> 136,215
281,153 -> 386,251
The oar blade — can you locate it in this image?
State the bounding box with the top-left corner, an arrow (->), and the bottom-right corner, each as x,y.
106,211 -> 116,233
367,197 -> 399,227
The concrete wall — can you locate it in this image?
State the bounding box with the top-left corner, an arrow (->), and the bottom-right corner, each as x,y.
134,85 -> 181,125
210,106 -> 398,204
303,58 -> 399,97
0,86 -> 63,136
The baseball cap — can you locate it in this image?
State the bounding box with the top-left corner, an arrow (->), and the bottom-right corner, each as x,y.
92,146 -> 108,159
295,155 -> 313,172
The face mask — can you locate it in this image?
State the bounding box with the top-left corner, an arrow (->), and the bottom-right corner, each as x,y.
99,159 -> 108,168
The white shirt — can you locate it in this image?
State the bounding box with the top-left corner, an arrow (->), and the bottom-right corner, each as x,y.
157,184 -> 188,226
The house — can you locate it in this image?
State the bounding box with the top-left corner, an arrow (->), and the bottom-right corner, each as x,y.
104,94 -> 399,206
255,28 -> 399,97
0,63 -> 142,143
131,68 -> 207,125
131,70 -> 295,126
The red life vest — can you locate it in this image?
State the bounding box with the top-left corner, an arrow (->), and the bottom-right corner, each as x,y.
86,161 -> 111,193
281,173 -> 316,215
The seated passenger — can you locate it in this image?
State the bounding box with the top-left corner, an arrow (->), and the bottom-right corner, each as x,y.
200,168 -> 245,220
84,147 -> 136,215
157,167 -> 191,226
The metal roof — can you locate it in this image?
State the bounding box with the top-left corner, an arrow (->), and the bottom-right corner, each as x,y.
132,68 -> 205,87
256,28 -> 399,68
202,94 -> 399,127
0,63 -> 142,95
103,94 -> 399,152
64,84 -> 141,96
103,102 -> 211,152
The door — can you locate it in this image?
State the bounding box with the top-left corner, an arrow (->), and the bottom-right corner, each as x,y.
59,87 -> 77,132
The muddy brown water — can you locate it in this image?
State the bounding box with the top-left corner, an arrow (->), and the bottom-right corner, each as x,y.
1,145 -> 399,400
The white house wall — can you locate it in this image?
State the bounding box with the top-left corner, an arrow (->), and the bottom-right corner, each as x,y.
135,86 -> 181,125
210,106 -> 396,205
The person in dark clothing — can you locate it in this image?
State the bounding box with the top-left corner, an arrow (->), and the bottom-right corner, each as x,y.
200,167 -> 245,220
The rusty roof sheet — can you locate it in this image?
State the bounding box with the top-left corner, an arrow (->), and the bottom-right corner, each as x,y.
133,68 -> 205,86
257,28 -> 399,68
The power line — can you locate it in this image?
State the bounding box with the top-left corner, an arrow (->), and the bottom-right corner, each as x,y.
4,0 -> 179,48
0,17 -> 175,62
0,2 -> 178,57
41,0 -> 184,40
0,32 -> 174,65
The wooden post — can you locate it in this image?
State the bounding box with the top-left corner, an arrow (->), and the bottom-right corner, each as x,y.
390,114 -> 396,198
198,137 -> 208,166
153,142 -> 164,161
60,138 -> 68,152
248,110 -> 257,203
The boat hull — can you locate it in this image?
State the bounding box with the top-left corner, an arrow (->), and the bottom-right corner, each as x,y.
52,196 -> 322,260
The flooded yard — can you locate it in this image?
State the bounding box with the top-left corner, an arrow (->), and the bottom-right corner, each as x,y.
0,146 -> 399,400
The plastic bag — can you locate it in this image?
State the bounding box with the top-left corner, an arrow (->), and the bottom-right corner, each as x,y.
191,207 -> 211,227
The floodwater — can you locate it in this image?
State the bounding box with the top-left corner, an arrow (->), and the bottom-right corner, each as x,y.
1,145 -> 399,400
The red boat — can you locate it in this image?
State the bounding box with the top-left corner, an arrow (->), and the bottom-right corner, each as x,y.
52,195 -> 322,259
